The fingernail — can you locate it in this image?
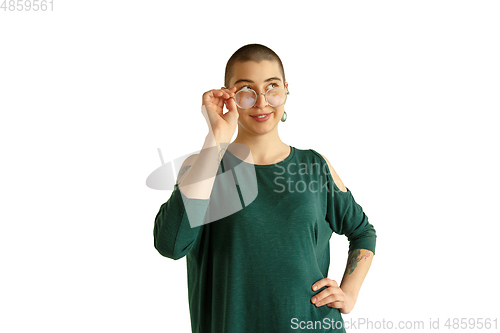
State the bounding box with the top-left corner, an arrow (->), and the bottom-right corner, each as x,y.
313,285 -> 317,290
312,297 -> 316,303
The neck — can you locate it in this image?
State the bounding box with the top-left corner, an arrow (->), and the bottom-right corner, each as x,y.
231,128 -> 289,165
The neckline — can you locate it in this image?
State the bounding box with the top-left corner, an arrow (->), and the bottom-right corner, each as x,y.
224,145 -> 295,168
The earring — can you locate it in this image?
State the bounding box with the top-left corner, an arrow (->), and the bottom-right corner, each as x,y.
281,111 -> 287,122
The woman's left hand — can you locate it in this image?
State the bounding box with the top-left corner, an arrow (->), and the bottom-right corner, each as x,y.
311,278 -> 356,314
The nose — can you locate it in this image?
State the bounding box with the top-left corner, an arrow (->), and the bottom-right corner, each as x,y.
254,92 -> 267,109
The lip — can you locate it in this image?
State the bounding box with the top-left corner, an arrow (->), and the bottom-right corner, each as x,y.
250,113 -> 272,122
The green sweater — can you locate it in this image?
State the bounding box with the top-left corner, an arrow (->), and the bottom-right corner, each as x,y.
154,146 -> 377,332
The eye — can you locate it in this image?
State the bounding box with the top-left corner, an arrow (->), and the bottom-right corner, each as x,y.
267,82 -> 279,89
238,85 -> 253,92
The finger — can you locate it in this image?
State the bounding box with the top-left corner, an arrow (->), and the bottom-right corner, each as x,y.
327,300 -> 344,308
226,95 -> 237,112
324,298 -> 345,308
314,293 -> 344,307
223,86 -> 237,91
312,278 -> 337,291
311,286 -> 338,304
220,88 -> 235,99
214,89 -> 231,100
224,101 -> 239,123
213,90 -> 225,97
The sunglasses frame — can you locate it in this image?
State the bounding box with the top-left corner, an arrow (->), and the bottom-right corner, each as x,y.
232,85 -> 289,109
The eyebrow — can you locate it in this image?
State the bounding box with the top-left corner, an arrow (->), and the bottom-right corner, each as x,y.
233,77 -> 282,86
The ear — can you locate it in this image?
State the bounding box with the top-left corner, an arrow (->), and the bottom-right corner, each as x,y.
285,82 -> 289,94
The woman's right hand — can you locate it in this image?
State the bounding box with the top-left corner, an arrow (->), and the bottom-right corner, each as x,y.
201,86 -> 239,144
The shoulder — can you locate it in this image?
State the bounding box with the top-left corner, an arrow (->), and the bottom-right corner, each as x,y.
308,150 -> 348,193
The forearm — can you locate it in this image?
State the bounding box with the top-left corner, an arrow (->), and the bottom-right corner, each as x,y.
339,249 -> 374,303
153,187 -> 207,259
178,133 -> 226,200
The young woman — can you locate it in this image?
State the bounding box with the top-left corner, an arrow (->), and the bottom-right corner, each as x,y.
154,44 -> 377,333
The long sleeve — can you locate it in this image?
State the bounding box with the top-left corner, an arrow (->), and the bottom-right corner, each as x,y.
153,183 -> 210,260
325,172 -> 377,255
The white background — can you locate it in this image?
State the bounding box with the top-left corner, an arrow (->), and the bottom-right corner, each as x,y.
1,1 -> 499,332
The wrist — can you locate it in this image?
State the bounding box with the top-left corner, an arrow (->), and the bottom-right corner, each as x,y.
204,133 -> 228,163
340,288 -> 358,314
208,134 -> 230,152
206,130 -> 229,143
341,287 -> 358,305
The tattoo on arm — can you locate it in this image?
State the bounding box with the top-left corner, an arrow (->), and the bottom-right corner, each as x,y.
345,249 -> 372,275
176,165 -> 191,184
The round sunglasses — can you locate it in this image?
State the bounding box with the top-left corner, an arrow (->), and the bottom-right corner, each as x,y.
232,86 -> 288,109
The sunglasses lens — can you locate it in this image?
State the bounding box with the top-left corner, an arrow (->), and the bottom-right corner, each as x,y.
235,90 -> 256,109
266,88 -> 287,107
